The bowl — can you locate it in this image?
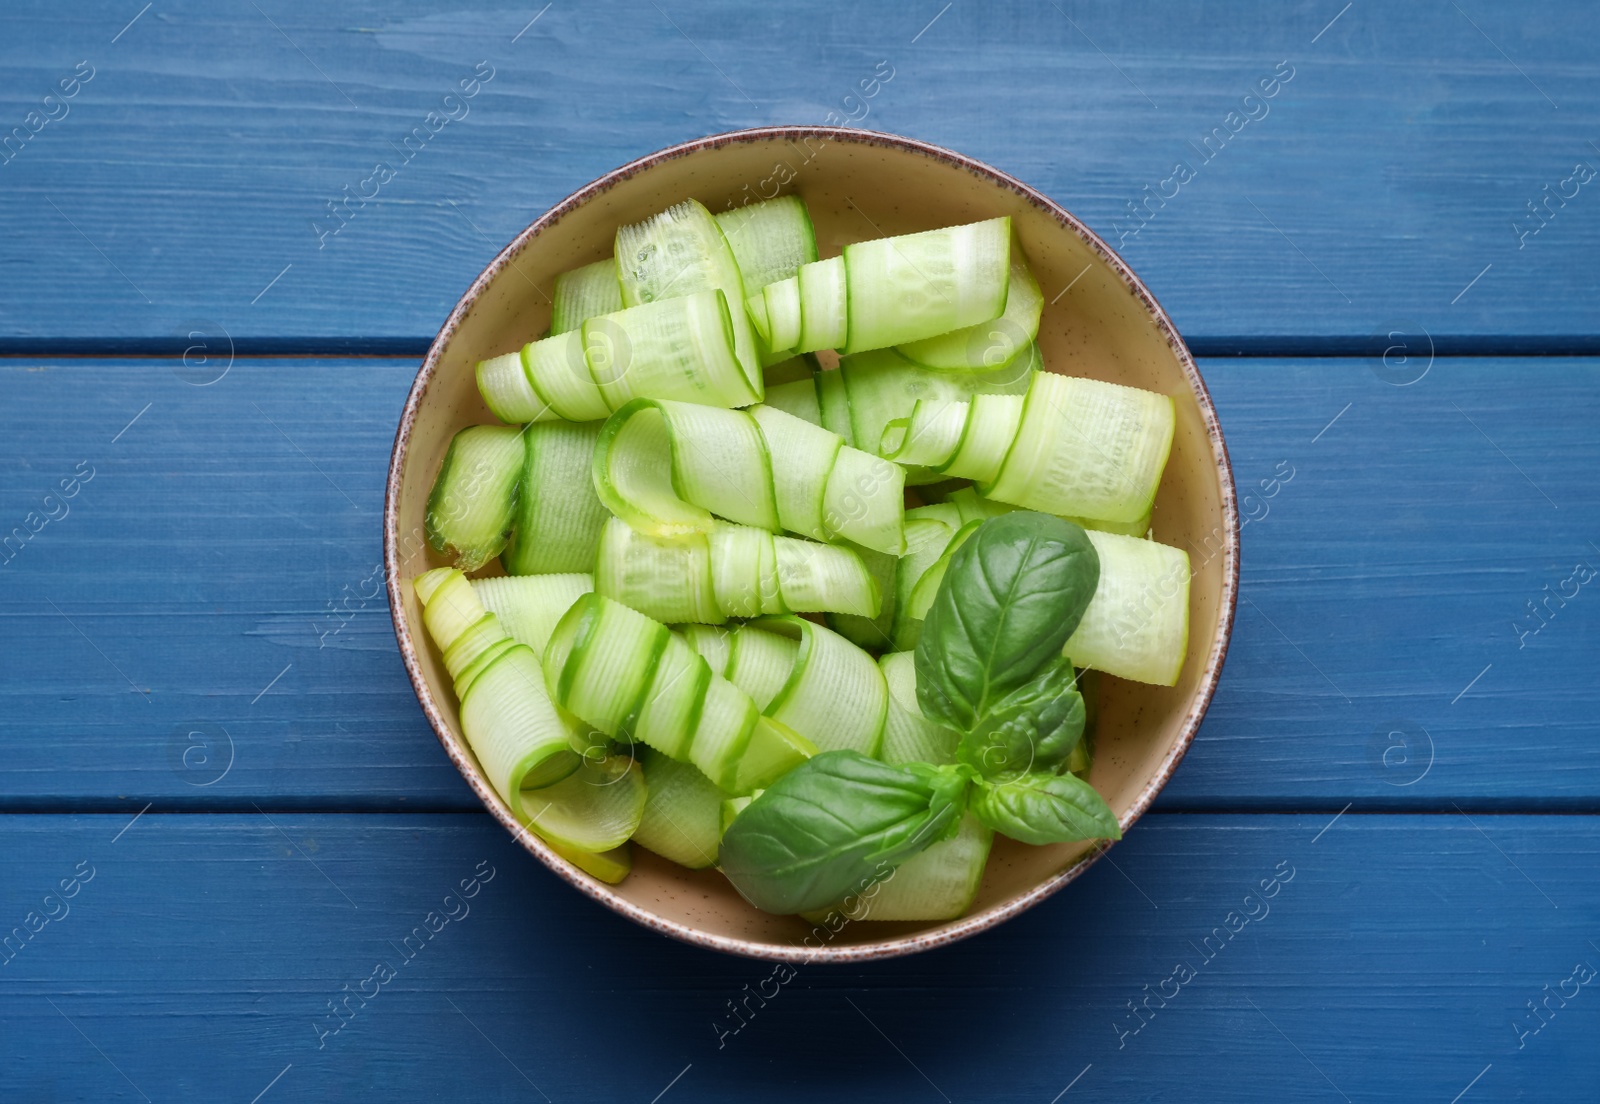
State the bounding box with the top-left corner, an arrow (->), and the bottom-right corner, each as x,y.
384,126 -> 1239,962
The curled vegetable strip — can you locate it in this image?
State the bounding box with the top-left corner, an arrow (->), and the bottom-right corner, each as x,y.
592,398 -> 906,555
882,371 -> 1176,526
412,568 -> 648,853
595,517 -> 878,624
543,593 -> 815,795
476,288 -> 758,424
758,217 -> 1012,355
687,617 -> 889,759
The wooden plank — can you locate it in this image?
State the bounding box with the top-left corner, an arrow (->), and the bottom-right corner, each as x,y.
0,2 -> 1597,346
1165,356 -> 1600,808
2,357 -> 1597,808
0,357 -> 474,809
0,812 -> 1594,1100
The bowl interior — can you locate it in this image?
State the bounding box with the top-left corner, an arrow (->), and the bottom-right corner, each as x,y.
388,129 -> 1236,961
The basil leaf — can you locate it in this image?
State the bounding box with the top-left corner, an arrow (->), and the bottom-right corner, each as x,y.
969,771 -> 1122,845
718,751 -> 968,915
958,657 -> 1086,780
914,513 -> 1099,732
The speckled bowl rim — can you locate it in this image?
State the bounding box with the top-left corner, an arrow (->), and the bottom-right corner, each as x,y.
385,126 -> 1239,964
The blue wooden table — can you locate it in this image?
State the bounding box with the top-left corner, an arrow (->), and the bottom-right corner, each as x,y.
4,3 -> 1597,1100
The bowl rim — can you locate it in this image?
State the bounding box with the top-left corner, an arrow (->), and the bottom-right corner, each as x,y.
384,125 -> 1240,963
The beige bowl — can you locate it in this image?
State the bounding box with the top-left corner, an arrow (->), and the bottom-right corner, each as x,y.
384,127 -> 1239,962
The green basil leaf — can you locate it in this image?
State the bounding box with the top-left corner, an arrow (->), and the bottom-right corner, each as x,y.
914,513 -> 1099,732
958,658 -> 1086,779
717,751 -> 967,915
969,771 -> 1121,845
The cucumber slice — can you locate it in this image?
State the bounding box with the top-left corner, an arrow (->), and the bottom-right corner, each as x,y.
551,258 -> 624,336
1065,509 -> 1154,539
632,747 -> 731,869
1063,530 -> 1190,686
471,573 -> 594,656
419,567 -> 489,651
822,445 -> 906,555
898,251 -> 1043,370
461,645 -> 584,798
904,518 -> 982,623
842,217 -> 1010,354
442,613 -> 510,683
477,351 -> 551,424
594,399 -> 904,555
763,277 -> 803,353
501,420 -> 610,574
541,837 -> 632,884
595,517 -> 720,625
714,195 -> 818,292
743,617 -> 889,758
731,716 -> 816,794
773,530 -> 877,616
588,289 -> 753,410
948,393 -> 1026,482
720,793 -> 756,837
843,814 -> 991,921
544,594 -> 814,793
724,626 -> 799,712
825,541 -> 899,652
681,624 -> 731,677
595,517 -> 873,624
487,291 -> 755,423
522,330 -> 611,422
559,595 -> 667,735
593,401 -> 714,538
708,522 -> 772,619
425,425 -> 524,572
881,399 -> 969,470
744,290 -> 772,346
796,256 -> 847,352
633,630 -> 710,760
878,651 -> 960,766
983,373 -> 1176,524
889,517 -> 959,651
748,403 -> 840,541
416,568 -> 587,800
521,753 -> 646,852
814,366 -> 854,444
616,199 -> 763,403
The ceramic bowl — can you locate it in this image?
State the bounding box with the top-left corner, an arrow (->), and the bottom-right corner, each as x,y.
385,126 -> 1238,962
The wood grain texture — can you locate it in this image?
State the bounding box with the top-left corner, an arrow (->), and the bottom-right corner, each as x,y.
2,357 -> 1595,808
0,2 -> 1597,346
0,812 -> 1593,1101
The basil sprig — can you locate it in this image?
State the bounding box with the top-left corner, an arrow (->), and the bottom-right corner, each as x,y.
913,513 -> 1117,844
915,512 -> 1099,730
718,513 -> 1121,916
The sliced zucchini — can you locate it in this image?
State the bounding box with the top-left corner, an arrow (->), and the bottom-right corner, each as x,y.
501,420 -> 610,574
593,398 -> 905,555
521,753 -> 647,852
551,258 -> 624,336
714,195 -> 818,292
898,250 -> 1042,370
425,425 -> 525,573
616,198 -> 763,403
842,217 -> 1010,354
543,593 -> 815,794
877,651 -> 960,766
1063,530 -> 1190,686
631,746 -> 731,869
